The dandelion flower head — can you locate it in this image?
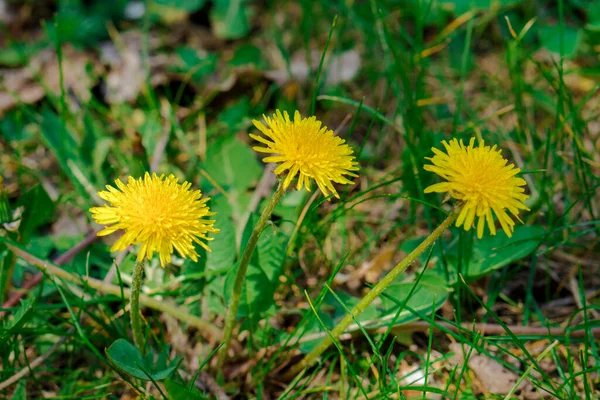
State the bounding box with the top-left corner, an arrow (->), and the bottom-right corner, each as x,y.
90,172 -> 218,267
250,110 -> 359,198
424,138 -> 529,238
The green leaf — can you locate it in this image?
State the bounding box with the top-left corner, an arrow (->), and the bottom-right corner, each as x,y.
438,0 -> 521,14
221,215 -> 286,317
206,216 -> 236,273
586,1 -> 600,24
210,0 -> 251,39
203,136 -> 262,192
154,0 -> 207,12
444,225 -> 545,284
0,41 -> 44,67
256,229 -> 286,282
91,137 -> 114,184
224,261 -> 273,317
299,270 -> 449,353
216,97 -> 252,133
10,379 -> 27,400
173,47 -> 217,82
538,25 -> 581,58
17,185 -> 55,244
369,271 -> 450,326
1,296 -> 36,343
164,379 -> 207,400
140,113 -> 164,163
39,109 -> 93,203
230,45 -> 265,68
106,339 -> 181,381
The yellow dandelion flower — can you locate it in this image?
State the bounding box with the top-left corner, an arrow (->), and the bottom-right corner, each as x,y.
90,172 -> 218,267
424,138 -> 529,238
250,110 -> 359,198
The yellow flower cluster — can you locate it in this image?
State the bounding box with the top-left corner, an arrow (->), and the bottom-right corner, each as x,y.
251,110 -> 359,198
90,111 -> 529,267
90,173 -> 218,267
424,138 -> 529,238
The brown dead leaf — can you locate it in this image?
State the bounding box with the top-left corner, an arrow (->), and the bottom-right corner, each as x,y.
101,32 -> 145,104
398,360 -> 442,400
40,47 -> 98,103
0,68 -> 46,113
265,49 -> 361,86
449,342 -> 550,399
0,46 -> 100,116
0,0 -> 15,25
336,244 -> 396,290
51,211 -> 88,238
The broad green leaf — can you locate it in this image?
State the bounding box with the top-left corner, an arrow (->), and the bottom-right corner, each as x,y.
299,270 -> 449,353
164,379 -> 207,400
322,271 -> 449,329
216,97 -> 252,133
210,0 -> 251,39
365,271 -> 450,326
224,261 -> 273,317
0,248 -> 11,301
17,185 -> 54,244
0,41 -> 44,67
203,136 -> 261,192
39,110 -> 92,203
106,339 -> 181,381
10,379 -> 26,400
230,45 -> 266,68
438,0 -> 521,14
154,0 -> 207,11
587,1 -> 600,24
140,113 -> 164,164
240,213 -> 258,258
444,225 -> 545,284
221,216 -> 286,317
206,216 -> 236,273
91,137 -> 114,184
45,6 -> 112,47
538,25 -> 581,58
173,47 -> 217,82
1,296 -> 36,343
256,229 -> 286,282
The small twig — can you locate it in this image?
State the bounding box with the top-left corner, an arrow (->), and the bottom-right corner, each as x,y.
553,250 -> 597,268
0,334 -> 69,390
391,321 -> 600,338
540,289 -> 598,311
1,229 -> 101,314
283,320 -> 599,348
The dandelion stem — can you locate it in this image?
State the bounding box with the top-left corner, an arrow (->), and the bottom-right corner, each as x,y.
286,211 -> 456,378
130,259 -> 146,353
217,180 -> 286,368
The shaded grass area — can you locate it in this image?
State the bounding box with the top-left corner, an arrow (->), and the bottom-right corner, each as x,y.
1,0 -> 599,398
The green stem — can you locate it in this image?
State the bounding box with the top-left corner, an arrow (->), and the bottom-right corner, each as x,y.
130,260 -> 145,353
217,180 -> 286,367
286,211 -> 456,378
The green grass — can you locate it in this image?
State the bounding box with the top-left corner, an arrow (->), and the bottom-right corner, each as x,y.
1,0 -> 599,398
